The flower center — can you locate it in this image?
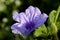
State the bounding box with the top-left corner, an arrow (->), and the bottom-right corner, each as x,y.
25,22 -> 35,30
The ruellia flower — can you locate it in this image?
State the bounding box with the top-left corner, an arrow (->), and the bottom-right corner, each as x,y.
11,6 -> 48,36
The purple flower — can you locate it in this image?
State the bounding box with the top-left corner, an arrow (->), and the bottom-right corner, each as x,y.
11,6 -> 48,36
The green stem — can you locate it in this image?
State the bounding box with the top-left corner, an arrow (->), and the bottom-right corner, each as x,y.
55,6 -> 60,23
15,35 -> 21,40
52,34 -> 59,40
23,34 -> 35,40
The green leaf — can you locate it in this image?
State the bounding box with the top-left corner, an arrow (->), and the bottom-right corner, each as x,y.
55,6 -> 60,23
56,6 -> 60,30
56,22 -> 60,30
48,6 -> 60,24
47,23 -> 58,35
34,24 -> 47,37
49,10 -> 57,23
47,6 -> 60,35
48,6 -> 60,31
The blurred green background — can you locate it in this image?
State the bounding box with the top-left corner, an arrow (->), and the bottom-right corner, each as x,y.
0,0 -> 60,40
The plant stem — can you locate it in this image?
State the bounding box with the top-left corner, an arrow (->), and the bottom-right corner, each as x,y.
52,34 -> 59,40
55,6 -> 60,23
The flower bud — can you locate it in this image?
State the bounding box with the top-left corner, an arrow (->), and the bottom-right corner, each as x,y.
2,18 -> 8,23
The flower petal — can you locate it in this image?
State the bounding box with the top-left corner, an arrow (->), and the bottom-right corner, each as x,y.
11,23 -> 31,35
25,6 -> 35,21
11,23 -> 27,35
25,6 -> 41,21
11,23 -> 21,34
34,13 -> 48,27
34,7 -> 41,19
19,12 -> 29,23
12,29 -> 20,34
13,11 -> 20,22
13,11 -> 29,23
